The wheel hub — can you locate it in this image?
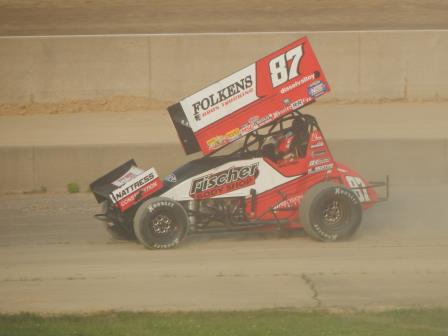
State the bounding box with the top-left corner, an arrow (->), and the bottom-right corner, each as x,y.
322,200 -> 343,225
152,214 -> 173,234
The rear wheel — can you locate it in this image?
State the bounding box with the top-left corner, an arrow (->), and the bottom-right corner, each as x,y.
300,182 -> 362,241
133,197 -> 189,249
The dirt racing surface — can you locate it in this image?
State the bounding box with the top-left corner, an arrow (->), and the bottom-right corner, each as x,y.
1,184 -> 448,313
0,0 -> 447,36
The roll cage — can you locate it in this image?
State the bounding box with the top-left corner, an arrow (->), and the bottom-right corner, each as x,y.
211,110 -> 320,160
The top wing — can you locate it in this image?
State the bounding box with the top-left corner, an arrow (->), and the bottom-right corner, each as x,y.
167,36 -> 330,156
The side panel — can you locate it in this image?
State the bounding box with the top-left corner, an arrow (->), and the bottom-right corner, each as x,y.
161,158 -> 299,201
110,167 -> 164,212
90,159 -> 139,203
336,163 -> 379,208
168,36 -> 330,155
251,127 -> 337,222
249,176 -> 304,222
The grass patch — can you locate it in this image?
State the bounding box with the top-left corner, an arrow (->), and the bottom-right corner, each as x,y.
0,309 -> 447,336
23,186 -> 47,194
67,182 -> 80,193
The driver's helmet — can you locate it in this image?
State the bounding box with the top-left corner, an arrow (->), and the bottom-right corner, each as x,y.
276,131 -> 295,158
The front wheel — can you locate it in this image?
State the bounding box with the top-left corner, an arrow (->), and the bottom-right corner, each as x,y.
133,197 -> 189,249
300,182 -> 362,241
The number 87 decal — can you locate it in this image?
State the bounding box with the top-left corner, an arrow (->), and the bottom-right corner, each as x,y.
345,176 -> 371,203
269,45 -> 304,88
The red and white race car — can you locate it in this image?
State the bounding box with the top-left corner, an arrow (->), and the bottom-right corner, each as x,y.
90,36 -> 387,249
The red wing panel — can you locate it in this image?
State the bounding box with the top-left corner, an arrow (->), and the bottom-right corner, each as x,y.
168,36 -> 330,155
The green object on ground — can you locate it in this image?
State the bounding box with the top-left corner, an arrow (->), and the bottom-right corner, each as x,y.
0,309 -> 447,336
67,182 -> 80,193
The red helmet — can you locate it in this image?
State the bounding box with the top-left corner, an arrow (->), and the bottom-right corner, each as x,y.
277,133 -> 295,154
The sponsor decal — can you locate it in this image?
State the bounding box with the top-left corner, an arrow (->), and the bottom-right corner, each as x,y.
180,64 -> 258,132
345,176 -> 370,203
166,173 -> 177,183
274,195 -> 302,210
335,186 -> 360,205
308,163 -> 334,175
190,163 -> 259,199
116,180 -> 161,211
207,114 -> 275,150
109,168 -> 163,212
207,135 -> 226,150
112,166 -> 144,187
290,99 -> 304,110
225,128 -> 241,141
240,116 -> 259,134
309,158 -> 330,167
147,199 -> 175,213
241,114 -> 274,133
307,80 -> 327,98
290,97 -> 313,110
310,141 -> 324,149
269,98 -> 314,122
280,72 -> 317,94
310,130 -> 322,142
111,170 -> 155,202
311,149 -> 327,157
312,223 -> 338,241
191,75 -> 253,122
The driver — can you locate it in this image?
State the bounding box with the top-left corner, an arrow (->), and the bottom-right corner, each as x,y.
275,131 -> 298,164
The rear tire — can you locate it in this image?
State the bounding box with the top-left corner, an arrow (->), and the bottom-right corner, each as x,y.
133,197 -> 189,249
300,182 -> 362,241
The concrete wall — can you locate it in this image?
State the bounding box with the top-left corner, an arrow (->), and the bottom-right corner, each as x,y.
1,139 -> 447,194
1,31 -> 447,193
0,144 -> 191,193
1,31 -> 447,104
0,38 -> 150,103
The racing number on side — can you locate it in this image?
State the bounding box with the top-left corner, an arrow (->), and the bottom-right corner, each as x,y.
346,176 -> 370,203
269,45 -> 304,88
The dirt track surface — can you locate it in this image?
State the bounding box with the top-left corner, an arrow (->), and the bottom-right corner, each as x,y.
0,0 -> 447,36
1,184 -> 447,313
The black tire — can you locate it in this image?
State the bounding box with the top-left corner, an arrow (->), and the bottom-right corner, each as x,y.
101,202 -> 136,241
300,182 -> 362,241
133,197 -> 189,249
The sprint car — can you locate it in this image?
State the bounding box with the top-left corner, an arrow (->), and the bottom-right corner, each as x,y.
90,36 -> 387,249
